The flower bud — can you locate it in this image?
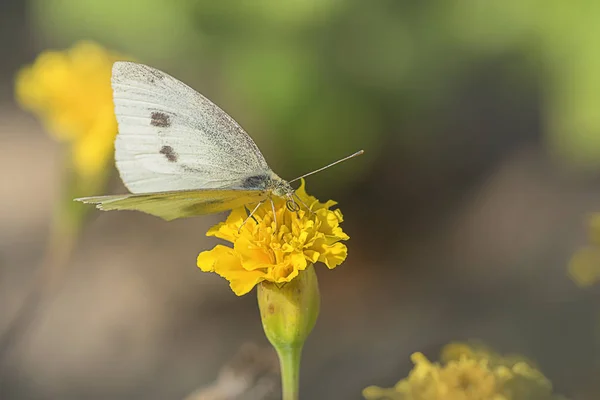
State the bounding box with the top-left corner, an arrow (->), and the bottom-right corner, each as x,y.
257,264 -> 320,348
257,264 -> 320,400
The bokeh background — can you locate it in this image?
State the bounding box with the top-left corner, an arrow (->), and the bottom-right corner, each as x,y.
2,1 -> 600,399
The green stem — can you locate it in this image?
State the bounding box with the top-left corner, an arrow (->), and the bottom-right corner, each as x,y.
277,345 -> 302,400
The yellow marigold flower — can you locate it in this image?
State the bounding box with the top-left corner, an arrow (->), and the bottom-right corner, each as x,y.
197,180 -> 349,296
199,180 -> 348,399
363,343 -> 567,400
568,213 -> 600,287
15,41 -> 124,177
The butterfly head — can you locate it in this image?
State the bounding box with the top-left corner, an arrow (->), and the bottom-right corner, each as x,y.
269,174 -> 299,212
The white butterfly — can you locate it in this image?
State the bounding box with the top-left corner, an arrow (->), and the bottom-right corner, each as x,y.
76,61 -> 362,221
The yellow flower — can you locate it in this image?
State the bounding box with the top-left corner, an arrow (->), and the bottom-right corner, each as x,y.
569,213 -> 600,287
198,180 -> 350,399
363,343 -> 566,400
15,41 -> 125,177
197,180 -> 349,296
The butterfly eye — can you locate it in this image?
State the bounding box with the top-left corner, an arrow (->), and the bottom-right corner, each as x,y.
286,200 -> 300,212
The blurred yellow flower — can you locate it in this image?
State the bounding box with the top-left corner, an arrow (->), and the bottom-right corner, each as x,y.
569,214 -> 600,287
363,343 -> 566,400
15,41 -> 124,177
197,180 -> 349,296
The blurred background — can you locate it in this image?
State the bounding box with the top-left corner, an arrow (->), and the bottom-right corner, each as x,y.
2,1 -> 600,399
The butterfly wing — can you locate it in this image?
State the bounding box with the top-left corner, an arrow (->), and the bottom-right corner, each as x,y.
111,61 -> 271,194
77,189 -> 268,221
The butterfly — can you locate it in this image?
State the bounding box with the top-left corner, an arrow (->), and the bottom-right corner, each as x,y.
76,61 -> 363,222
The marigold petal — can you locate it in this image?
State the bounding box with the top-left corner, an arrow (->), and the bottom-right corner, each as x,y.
319,242 -> 348,269
198,245 -> 266,296
303,250 -> 320,264
235,236 -> 273,270
207,207 -> 249,241
229,271 -> 265,296
228,270 -> 266,296
197,245 -> 235,273
270,263 -> 300,283
290,252 -> 308,272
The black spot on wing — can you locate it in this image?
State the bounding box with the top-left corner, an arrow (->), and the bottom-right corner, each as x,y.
241,174 -> 270,190
151,112 -> 171,127
159,145 -> 178,162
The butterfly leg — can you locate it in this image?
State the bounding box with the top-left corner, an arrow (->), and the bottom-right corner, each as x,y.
239,200 -> 265,233
270,197 -> 277,229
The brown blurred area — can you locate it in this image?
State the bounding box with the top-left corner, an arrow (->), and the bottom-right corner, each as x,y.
2,1 -> 600,399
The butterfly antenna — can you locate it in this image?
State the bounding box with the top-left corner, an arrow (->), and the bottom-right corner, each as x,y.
270,198 -> 277,229
288,150 -> 364,183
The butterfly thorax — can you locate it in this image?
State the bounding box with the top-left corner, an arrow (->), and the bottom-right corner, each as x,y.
240,171 -> 297,211
269,174 -> 299,212
269,174 -> 293,196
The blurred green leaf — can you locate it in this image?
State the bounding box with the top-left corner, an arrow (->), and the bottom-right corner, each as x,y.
30,0 -> 202,61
